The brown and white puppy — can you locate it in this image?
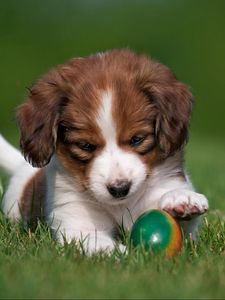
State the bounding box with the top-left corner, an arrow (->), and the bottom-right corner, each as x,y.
0,49 -> 208,253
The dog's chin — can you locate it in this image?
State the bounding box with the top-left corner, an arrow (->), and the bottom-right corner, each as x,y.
102,196 -> 131,206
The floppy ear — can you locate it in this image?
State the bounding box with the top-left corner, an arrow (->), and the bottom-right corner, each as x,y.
140,60 -> 194,158
16,67 -> 70,167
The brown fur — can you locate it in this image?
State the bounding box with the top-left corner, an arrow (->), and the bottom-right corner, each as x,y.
20,169 -> 46,224
16,49 -> 193,189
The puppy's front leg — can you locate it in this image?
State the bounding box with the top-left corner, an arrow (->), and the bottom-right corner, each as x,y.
48,202 -> 124,255
159,185 -> 208,240
160,189 -> 208,220
140,158 -> 209,240
56,228 -> 118,254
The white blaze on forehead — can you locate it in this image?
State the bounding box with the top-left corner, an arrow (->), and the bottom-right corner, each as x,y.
97,90 -> 116,142
89,90 -> 147,205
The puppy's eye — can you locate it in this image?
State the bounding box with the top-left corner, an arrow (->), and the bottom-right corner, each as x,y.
129,136 -> 145,147
76,141 -> 96,152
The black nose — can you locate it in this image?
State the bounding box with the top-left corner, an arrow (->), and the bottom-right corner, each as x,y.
107,180 -> 131,198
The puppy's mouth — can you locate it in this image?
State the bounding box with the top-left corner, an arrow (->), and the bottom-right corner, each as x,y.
106,196 -> 130,206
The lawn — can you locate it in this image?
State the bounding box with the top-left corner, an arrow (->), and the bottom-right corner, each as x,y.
0,135 -> 224,299
0,0 -> 225,298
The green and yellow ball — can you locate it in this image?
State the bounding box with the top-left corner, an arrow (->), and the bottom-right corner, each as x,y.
130,209 -> 182,258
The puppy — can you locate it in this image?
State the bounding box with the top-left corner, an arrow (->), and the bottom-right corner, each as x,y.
0,49 -> 208,253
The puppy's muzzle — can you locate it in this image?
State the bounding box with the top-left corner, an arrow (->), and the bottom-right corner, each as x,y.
107,180 -> 131,198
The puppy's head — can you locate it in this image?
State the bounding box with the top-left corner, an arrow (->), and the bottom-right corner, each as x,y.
17,49 -> 193,205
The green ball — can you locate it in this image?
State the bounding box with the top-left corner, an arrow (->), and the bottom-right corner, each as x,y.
130,209 -> 182,257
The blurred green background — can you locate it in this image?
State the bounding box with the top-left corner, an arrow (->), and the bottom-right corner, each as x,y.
1,0 -> 225,139
0,0 -> 225,209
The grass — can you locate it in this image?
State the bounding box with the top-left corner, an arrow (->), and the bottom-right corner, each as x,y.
0,136 -> 225,299
0,213 -> 224,299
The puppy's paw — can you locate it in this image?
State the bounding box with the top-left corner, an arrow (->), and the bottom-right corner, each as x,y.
159,189 -> 208,220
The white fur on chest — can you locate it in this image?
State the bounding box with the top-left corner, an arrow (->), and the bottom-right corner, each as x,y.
45,156 -> 116,242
